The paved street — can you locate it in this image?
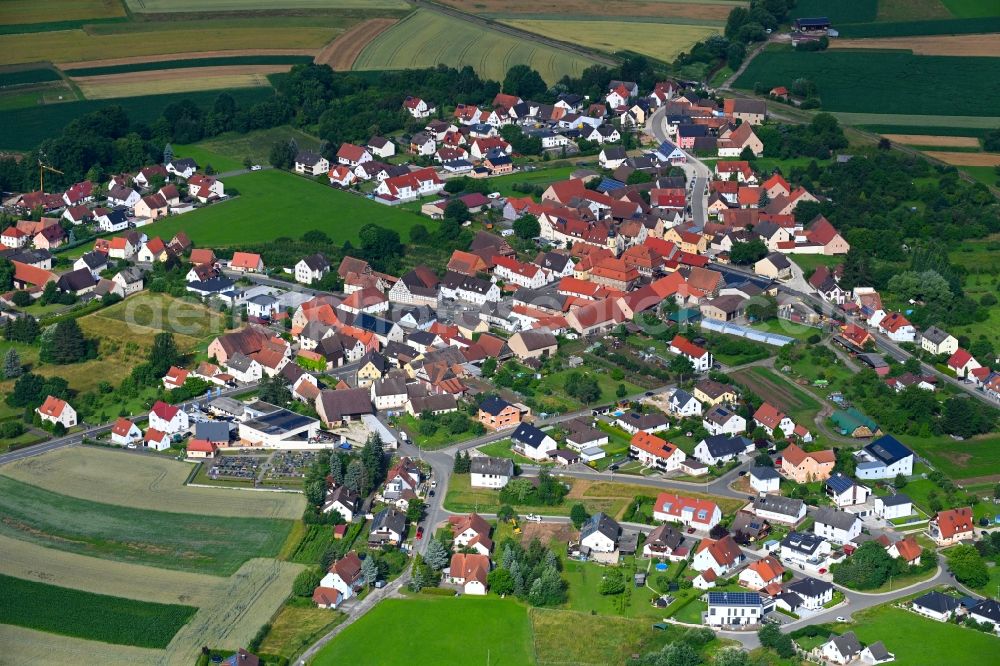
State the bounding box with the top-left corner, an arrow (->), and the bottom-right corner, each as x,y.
646,105 -> 711,230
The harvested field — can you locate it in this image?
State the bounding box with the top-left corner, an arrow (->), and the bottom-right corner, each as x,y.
126,0 -> 407,11
0,534 -> 224,606
923,150 -> 1000,166
835,112 -> 1000,128
58,49 -> 317,70
832,34 -> 1000,57
74,65 -> 283,99
436,0 -> 736,21
258,600 -> 344,659
881,134 -> 981,147
0,447 -> 305,519
0,0 -> 125,25
877,0 -> 952,21
0,624 -> 162,666
519,522 -> 576,545
315,18 -> 398,69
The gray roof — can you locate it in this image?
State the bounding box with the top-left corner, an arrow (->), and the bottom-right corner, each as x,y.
580,512 -> 620,543
300,253 -> 330,272
318,388 -> 373,421
750,466 -> 780,481
512,423 -> 551,449
372,374 -> 408,398
972,598 -> 1000,622
671,389 -> 696,407
115,267 -> 143,284
879,493 -> 911,507
195,421 -> 231,443
920,326 -> 952,345
514,329 -> 558,351
787,576 -> 833,599
865,641 -> 891,661
827,632 -> 862,658
208,396 -> 244,416
646,523 -> 683,550
371,507 -> 406,536
470,456 -> 514,477
763,252 -> 791,270
700,434 -> 752,458
753,494 -> 804,518
813,507 -> 860,531
409,392 -> 457,414
79,251 -> 107,270
780,531 -> 825,555
226,352 -> 256,373
248,294 -> 278,306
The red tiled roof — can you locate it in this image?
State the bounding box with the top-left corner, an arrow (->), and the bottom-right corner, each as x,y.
935,507 -> 973,539
630,432 -> 680,460
670,335 -> 707,359
231,252 -> 262,270
38,395 -> 68,418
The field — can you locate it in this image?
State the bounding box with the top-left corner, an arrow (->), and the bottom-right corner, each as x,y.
1,446 -> 305,519
0,67 -> 62,87
1,0 -> 125,25
0,475 -> 293,575
837,113 -> 1000,129
881,134 -> 982,147
902,433 -> 1000,481
0,573 -> 195,648
0,624 -> 163,666
62,54 -> 314,76
73,65 -> 283,99
831,33 -> 1000,56
312,596 -> 535,666
125,0 -> 408,10
173,125 -> 323,168
258,599 -> 344,659
353,10 -> 601,83
730,366 -> 822,425
789,0 -> 877,24
501,20 -> 719,62
315,17 -> 399,69
922,150 -> 1000,166
435,0 -> 737,22
734,49 -> 1000,117
877,0 -> 952,21
529,608 -> 672,666
145,169 -> 428,247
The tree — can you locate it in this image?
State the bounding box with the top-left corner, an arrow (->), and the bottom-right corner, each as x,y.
729,239 -> 768,265
344,459 -> 367,495
444,199 -> 469,225
292,567 -> 323,597
39,319 -> 89,364
409,224 -> 430,244
753,450 -> 773,467
0,258 -> 14,292
668,354 -> 695,380
488,567 -> 515,595
4,315 -> 40,343
481,357 -> 497,378
616,383 -> 628,399
361,433 -> 385,489
599,568 -> 626,595
269,140 -> 296,169
570,503 -> 590,528
406,498 -> 426,523
453,450 -> 471,474
564,371 -> 601,403
715,648 -> 751,666
424,538 -> 450,570
149,332 -> 180,377
513,214 -> 540,240
258,373 -> 292,406
10,290 -> 31,307
893,473 -> 908,489
947,544 -> 989,588
745,296 -> 778,322
3,348 -> 23,379
758,622 -> 794,658
503,64 -> 546,100
497,504 -> 516,522
361,554 -> 379,586
305,479 -> 326,506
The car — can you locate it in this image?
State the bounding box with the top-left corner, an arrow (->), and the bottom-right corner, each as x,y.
525,514 -> 542,523
835,616 -> 846,622
428,489 -> 435,497
250,164 -> 262,171
747,495 -> 755,501
738,470 -> 747,476
645,391 -> 654,397
416,526 -> 424,540
431,480 -> 437,489
686,527 -> 696,534
819,568 -> 828,574
609,464 -> 620,471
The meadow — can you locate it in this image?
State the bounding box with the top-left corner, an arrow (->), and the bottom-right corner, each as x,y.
0,475 -> 293,575
435,0 -> 736,22
788,0 -> 877,24
145,169 -> 429,247
837,16 -> 1000,37
501,20 -> 719,62
353,9 -> 601,83
735,49 -> 1000,117
258,598 -> 344,660
0,0 -> 125,25
0,573 -> 196,648
173,125 -> 324,169
312,596 -> 536,666
529,608 -> 673,666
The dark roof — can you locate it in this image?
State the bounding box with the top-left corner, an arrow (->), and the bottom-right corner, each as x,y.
828,632 -> 862,657
750,466 -> 780,481
195,421 -> 231,442
914,591 -> 960,614
188,276 -> 236,293
479,395 -> 513,416
511,423 -> 550,449
813,507 -> 860,531
371,507 -> 406,535
580,512 -> 620,543
701,434 -> 752,458
879,493 -> 911,507
787,576 -> 833,599
646,523 -> 683,549
319,388 -> 373,421
780,532 -> 825,555
865,641 -> 891,661
301,253 -> 330,271
243,408 -> 316,435
825,472 -> 856,495
78,251 -> 107,270
863,435 -> 913,465
707,591 -> 763,607
971,599 -> 1000,623
753,494 -> 803,518
56,267 -> 98,292
470,456 -> 514,477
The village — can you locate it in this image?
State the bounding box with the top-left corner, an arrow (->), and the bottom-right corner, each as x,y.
1,72 -> 999,666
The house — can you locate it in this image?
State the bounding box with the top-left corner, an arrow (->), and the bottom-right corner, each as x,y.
825,473 -> 871,508
806,216 -> 850,255
780,444 -> 835,483
448,553 -> 490,595
246,294 -> 280,321
599,146 -> 628,169
510,423 -> 558,461
920,326 -> 958,356
780,532 -> 831,568
449,512 -> 493,555
749,466 -> 780,494
367,136 -> 395,159
911,590 -> 961,622
873,493 -> 912,521
403,95 -> 434,118
134,193 -> 169,220
226,352 -> 262,383
507,329 -> 558,360
33,225 -> 67,250
295,151 -> 330,176
821,631 -> 863,665
230,251 -> 263,273
754,402 -> 796,439
703,405 -> 747,436
630,431 -> 686,472
409,132 -> 437,156
692,535 -> 745,577
186,438 -> 217,458
477,395 -> 521,430
669,335 -> 712,372
693,434 -> 753,466
754,253 -> 791,279
653,492 -> 721,530
112,267 -> 144,295
615,411 -> 669,435
860,641 -> 895,665
739,555 -> 785,591
786,577 -> 833,610
148,400 -> 189,434
854,435 -> 913,480
830,408 -> 881,439
316,388 -> 373,427
929,507 -> 974,546
166,158 -> 198,179
110,417 -> 142,446
724,98 -> 766,125
375,167 -> 444,203
162,366 -> 189,390
368,507 -> 406,547
877,312 -> 916,342
107,185 -> 141,209
705,592 -> 767,628
371,373 -> 408,411
388,267 -> 440,307
968,599 -> 1000,632
319,551 -> 364,601
812,507 -> 862,544
74,250 -> 108,278
36,395 -> 77,429
752,494 -> 806,525
694,379 -> 738,406
470,456 -> 514,489
946,348 -> 981,378
336,143 -> 372,167
886,535 -> 922,566
580,512 -> 621,553
668,389 -> 702,417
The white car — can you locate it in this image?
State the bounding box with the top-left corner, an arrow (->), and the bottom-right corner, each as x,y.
250,165 -> 262,171
524,514 -> 542,523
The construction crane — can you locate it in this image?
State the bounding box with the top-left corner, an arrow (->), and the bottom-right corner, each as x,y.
39,161 -> 63,192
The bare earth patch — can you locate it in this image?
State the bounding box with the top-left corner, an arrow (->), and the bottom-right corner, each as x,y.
924,151 -> 1000,166
882,134 -> 981,147
521,522 -> 576,545
315,18 -> 398,69
58,49 -> 317,70
832,34 -> 1000,57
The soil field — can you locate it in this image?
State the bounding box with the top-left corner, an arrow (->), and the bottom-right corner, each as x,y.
73,65 -> 284,99
730,366 -> 821,424
831,33 -> 1000,57
1,0 -> 125,25
923,150 -> 1000,166
436,0 -> 737,21
0,447 -> 305,520
125,0 -> 408,10
881,134 -> 981,147
315,17 -> 398,69
58,49 -> 317,70
502,19 -> 719,62
353,9 -> 600,83
0,624 -> 163,666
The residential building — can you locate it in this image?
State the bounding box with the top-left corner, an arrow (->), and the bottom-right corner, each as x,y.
148,400 -> 189,434
692,535 -> 745,577
920,326 -> 958,356
825,473 -> 871,508
629,431 -> 686,472
752,494 -> 806,525
929,507 -> 974,546
470,456 -> 514,489
580,512 -> 621,553
693,434 -> 753,466
749,466 -> 780,494
780,444 -> 835,483
653,492 -> 721,530
642,523 -> 685,560
786,577 -> 833,610
821,632 -> 863,665
968,599 -> 1000,632
477,396 -> 521,430
702,405 -> 747,436
110,417 -> 142,446
36,395 -> 77,429
316,388 -> 374,427
322,485 -> 360,522
873,494 -> 912,521
450,513 -> 493,556
319,551 -> 363,601
507,329 -> 558,360
295,254 -> 331,285
510,423 -> 558,461
668,389 -> 702,417
780,532 -> 831,568
448,553 -> 490,595
669,335 -> 712,372
615,411 -> 669,435
739,555 -> 784,591
911,590 -> 961,622
854,435 -> 913,480
812,507 -> 862,544
705,592 -> 768,628
368,507 -> 406,547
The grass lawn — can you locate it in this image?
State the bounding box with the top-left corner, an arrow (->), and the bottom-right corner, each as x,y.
176,126 -> 324,169
483,165 -> 576,197
749,318 -> 822,342
0,475 -> 293,575
144,169 -> 427,247
393,413 -> 459,450
530,607 -> 674,666
537,368 -> 645,410
258,598 -> 344,660
477,439 -> 539,464
312,596 -> 535,666
0,573 -> 195,649
901,432 -> 1000,480
560,550 -> 663,619
790,254 -> 847,274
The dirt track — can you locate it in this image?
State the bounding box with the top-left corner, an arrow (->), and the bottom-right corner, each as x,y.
882,134 -> 981,148
923,151 -> 1000,166
314,17 -> 397,69
58,49 -> 317,70
832,34 -> 1000,57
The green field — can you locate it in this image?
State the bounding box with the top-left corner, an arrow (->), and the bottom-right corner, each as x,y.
0,573 -> 195,648
64,55 -> 314,77
125,0 -> 408,10
902,433 -> 1000,481
0,67 -> 61,87
735,49 -> 1000,117
941,0 -> 1000,18
145,169 -> 427,247
312,596 -> 535,666
0,476 -> 293,575
837,16 -> 1000,36
789,0 -> 877,24
353,9 -> 601,83
0,0 -> 126,25
0,86 -> 273,150
175,125 -> 323,169
835,112 -> 1000,128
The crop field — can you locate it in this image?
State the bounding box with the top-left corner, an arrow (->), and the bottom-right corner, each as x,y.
789,0 -> 877,24
74,66 -> 282,99
831,33 -> 1000,56
1,0 -> 125,25
0,573 -> 195,648
125,0 -> 408,10
942,0 -> 1000,17
353,10 -> 601,83
0,475 -> 293,575
881,134 -> 982,147
436,0 -> 738,22
735,50 -> 1000,117
145,169 -> 428,247
0,624 -> 163,666
501,20 -> 719,62
877,0 -> 952,21
838,113 -> 1000,129
313,596 -> 535,665
1,447 -> 305,519
730,366 -> 821,425
315,17 -> 398,69
837,16 -> 1000,37
0,67 -> 61,87
922,150 -> 1000,166
63,54 -> 314,76
258,599 -> 344,659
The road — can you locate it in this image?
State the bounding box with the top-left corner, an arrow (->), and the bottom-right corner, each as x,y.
646,105 -> 711,230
